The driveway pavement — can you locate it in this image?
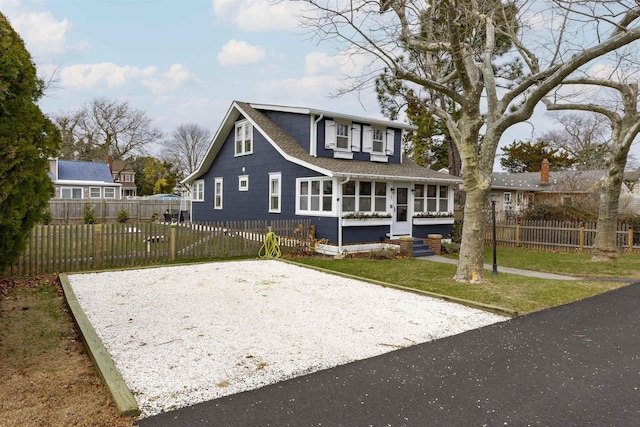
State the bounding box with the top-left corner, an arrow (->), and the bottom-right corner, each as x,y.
137,281 -> 640,426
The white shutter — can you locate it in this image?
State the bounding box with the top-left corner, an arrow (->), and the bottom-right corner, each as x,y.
385,128 -> 395,155
324,120 -> 336,149
362,125 -> 373,153
351,124 -> 361,152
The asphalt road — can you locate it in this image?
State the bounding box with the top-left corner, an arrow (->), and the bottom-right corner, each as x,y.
138,281 -> 640,426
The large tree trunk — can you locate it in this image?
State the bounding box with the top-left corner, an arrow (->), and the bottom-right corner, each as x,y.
592,144 -> 631,261
453,129 -> 492,283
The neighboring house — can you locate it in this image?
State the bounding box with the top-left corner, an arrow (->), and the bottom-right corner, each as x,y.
183,101 -> 461,253
107,155 -> 137,198
48,158 -> 122,200
491,159 -> 637,220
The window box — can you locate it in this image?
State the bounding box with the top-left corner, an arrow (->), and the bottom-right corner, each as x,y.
341,218 -> 393,227
412,217 -> 455,225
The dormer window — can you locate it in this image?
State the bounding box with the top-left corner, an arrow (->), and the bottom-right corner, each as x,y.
235,121 -> 253,156
336,123 -> 350,150
372,128 -> 385,153
363,125 -> 395,162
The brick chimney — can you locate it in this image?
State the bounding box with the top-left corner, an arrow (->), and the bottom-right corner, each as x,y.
540,158 -> 550,185
107,154 -> 113,172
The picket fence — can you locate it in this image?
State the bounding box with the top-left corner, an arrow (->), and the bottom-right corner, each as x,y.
485,219 -> 640,253
8,219 -> 313,276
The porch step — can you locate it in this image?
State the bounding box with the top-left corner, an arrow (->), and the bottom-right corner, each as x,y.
412,238 -> 435,257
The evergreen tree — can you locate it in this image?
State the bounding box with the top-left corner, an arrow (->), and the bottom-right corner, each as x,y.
500,140 -> 574,173
0,13 -> 60,273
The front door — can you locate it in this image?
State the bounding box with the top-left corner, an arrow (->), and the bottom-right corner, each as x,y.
392,184 -> 411,236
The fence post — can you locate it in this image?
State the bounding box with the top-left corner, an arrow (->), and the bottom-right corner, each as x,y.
170,227 -> 177,261
579,227 -> 585,253
515,223 -> 520,247
629,228 -> 634,254
93,225 -> 102,270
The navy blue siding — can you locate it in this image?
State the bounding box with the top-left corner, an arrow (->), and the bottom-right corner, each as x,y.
412,224 -> 454,239
343,226 -> 390,244
262,111 -> 311,153
191,124 -> 344,242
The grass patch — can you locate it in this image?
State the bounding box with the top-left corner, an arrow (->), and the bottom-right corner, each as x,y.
479,247 -> 640,279
0,276 -> 135,426
294,257 -> 627,315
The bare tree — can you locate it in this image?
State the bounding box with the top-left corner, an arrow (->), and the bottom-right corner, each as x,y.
162,123 -> 212,180
541,113 -> 611,170
298,0 -> 640,283
53,97 -> 162,161
544,72 -> 640,261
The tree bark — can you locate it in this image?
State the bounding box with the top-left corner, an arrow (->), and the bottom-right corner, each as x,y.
592,144 -> 631,261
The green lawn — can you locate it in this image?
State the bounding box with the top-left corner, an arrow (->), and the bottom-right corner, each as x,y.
480,247 -> 640,279
293,250 -> 635,315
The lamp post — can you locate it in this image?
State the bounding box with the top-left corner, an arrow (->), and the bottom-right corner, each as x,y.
490,193 -> 498,275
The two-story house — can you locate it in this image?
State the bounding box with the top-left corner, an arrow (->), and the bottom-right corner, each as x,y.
48,158 -> 122,200
183,101 -> 461,253
107,155 -> 137,198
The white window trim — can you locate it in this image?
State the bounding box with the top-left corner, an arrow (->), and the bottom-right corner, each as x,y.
424,184 -> 451,214
295,177 -> 335,216
269,173 -> 281,213
238,175 -> 249,192
214,177 -> 223,209
234,120 -> 253,157
61,187 -> 83,200
192,180 -> 204,201
103,187 -> 116,199
89,187 -> 101,199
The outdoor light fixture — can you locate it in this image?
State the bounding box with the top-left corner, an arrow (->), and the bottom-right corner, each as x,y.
490,193 -> 498,275
390,187 -> 395,193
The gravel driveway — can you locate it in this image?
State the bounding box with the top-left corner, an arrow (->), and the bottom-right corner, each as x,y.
67,260 -> 506,417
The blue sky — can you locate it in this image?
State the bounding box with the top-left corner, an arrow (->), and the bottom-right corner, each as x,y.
2,0 -> 638,169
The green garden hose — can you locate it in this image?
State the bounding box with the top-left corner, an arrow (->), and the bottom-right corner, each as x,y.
258,231 -> 281,258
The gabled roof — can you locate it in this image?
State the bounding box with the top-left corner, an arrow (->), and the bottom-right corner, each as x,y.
57,160 -> 114,183
185,101 -> 459,184
111,159 -> 134,173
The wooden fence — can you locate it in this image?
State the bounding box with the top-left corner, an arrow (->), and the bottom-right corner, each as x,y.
485,219 -> 639,253
8,219 -> 313,276
47,199 -> 186,224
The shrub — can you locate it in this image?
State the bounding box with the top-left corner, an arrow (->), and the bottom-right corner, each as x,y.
83,204 -> 97,224
520,203 -> 597,222
117,208 -> 129,223
41,208 -> 52,225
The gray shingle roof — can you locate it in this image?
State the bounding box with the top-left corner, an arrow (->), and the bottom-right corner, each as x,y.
57,160 -> 114,183
236,102 -> 460,184
492,170 -> 607,193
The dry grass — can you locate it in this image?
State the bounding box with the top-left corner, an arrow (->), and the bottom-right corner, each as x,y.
0,275 -> 136,427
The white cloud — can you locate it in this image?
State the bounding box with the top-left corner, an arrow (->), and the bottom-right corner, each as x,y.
58,62 -> 198,95
1,1 -> 72,57
141,64 -> 200,95
305,52 -> 341,75
211,0 -> 303,31
217,39 -> 266,66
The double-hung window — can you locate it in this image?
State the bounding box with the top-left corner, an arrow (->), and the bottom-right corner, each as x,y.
372,128 -> 385,153
235,121 -> 253,156
269,173 -> 281,213
104,187 -> 116,199
214,178 -> 223,209
89,187 -> 101,199
192,180 -> 204,201
298,178 -> 333,214
503,192 -> 512,210
336,123 -> 350,150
